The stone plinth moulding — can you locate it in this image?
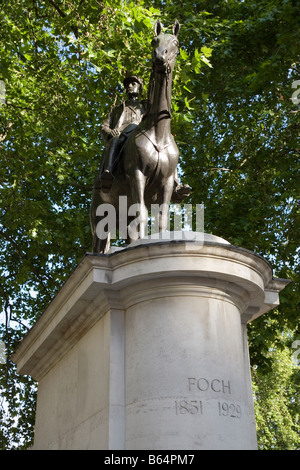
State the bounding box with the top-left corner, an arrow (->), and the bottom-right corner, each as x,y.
12,234 -> 290,450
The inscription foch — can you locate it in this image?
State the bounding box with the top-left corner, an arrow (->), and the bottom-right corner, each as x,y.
188,377 -> 231,394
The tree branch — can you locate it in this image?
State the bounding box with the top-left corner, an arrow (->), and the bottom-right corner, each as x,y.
0,122 -> 13,143
206,167 -> 233,172
46,0 -> 79,38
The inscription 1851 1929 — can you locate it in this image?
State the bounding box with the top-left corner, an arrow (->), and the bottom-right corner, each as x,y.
175,400 -> 242,418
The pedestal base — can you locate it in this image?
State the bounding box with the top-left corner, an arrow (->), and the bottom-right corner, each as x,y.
12,234 -> 289,449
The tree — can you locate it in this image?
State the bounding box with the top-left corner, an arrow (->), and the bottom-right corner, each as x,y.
0,0 -> 299,449
252,337 -> 299,449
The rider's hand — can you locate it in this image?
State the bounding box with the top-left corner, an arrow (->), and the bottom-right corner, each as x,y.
110,128 -> 121,137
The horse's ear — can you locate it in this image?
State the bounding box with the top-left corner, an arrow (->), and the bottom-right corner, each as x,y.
173,19 -> 180,37
154,20 -> 162,36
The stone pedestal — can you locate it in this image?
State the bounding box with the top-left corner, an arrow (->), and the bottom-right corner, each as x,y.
12,234 -> 289,450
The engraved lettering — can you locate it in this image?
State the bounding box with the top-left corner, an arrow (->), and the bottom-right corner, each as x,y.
188,377 -> 196,391
187,377 -> 231,394
197,378 -> 209,391
218,402 -> 241,418
175,400 -> 203,415
211,379 -> 221,393
222,380 -> 231,394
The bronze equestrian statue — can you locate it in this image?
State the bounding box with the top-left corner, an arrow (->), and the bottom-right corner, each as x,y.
90,20 -> 190,253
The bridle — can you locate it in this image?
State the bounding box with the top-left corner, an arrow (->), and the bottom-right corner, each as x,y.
147,45 -> 177,117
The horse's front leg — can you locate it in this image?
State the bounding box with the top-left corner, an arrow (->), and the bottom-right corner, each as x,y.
128,169 -> 148,242
157,176 -> 174,232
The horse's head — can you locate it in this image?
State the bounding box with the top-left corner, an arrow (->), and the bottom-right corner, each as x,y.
151,20 -> 180,74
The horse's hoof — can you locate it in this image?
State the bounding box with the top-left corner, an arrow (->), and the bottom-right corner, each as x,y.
178,184 -> 191,196
172,184 -> 191,203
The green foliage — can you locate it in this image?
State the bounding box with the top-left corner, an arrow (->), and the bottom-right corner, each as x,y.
0,0 -> 299,449
252,336 -> 300,449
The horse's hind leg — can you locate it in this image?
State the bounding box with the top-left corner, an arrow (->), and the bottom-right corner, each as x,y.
90,185 -> 101,252
92,220 -> 111,254
90,184 -> 111,254
99,233 -> 111,254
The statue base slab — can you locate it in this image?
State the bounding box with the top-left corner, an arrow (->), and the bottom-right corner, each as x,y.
12,233 -> 289,450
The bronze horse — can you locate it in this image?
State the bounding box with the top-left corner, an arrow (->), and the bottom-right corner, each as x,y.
90,20 -> 183,253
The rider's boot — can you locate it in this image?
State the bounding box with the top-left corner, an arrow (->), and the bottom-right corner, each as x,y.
100,170 -> 114,193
